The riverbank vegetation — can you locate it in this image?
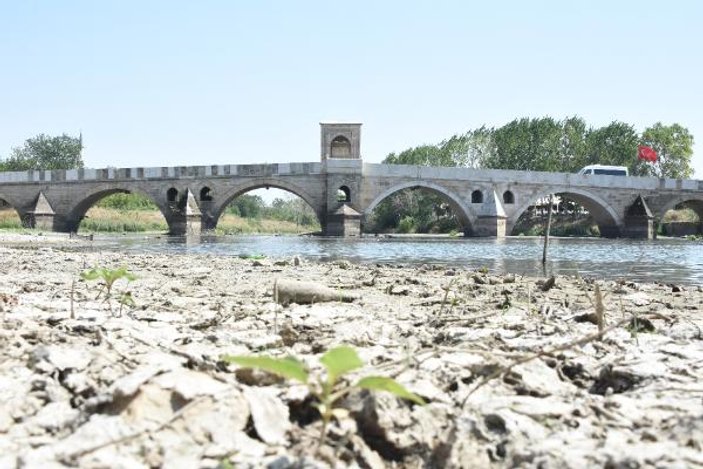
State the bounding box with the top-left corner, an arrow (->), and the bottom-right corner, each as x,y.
3,203 -> 695,238
0,133 -> 83,171
0,192 -> 321,234
86,193 -> 320,234
0,208 -> 22,229
383,118 -> 694,178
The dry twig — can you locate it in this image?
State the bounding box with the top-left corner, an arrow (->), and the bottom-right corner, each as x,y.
461,315 -> 635,407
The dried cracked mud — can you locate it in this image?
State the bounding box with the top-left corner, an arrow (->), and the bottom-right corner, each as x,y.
1,233 -> 702,468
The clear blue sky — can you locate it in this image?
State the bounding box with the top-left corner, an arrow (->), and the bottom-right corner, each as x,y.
1,1 -> 702,177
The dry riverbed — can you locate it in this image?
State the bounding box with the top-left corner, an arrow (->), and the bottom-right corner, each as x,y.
1,233 -> 702,468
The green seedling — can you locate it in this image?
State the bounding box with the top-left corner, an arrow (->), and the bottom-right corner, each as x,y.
222,345 -> 424,451
80,266 -> 137,315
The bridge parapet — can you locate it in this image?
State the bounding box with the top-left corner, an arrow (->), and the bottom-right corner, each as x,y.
0,162 -> 327,185
2,161 -> 700,192
361,163 -> 702,191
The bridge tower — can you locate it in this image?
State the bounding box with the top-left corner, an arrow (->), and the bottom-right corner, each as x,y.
320,123 -> 363,236
320,123 -> 362,160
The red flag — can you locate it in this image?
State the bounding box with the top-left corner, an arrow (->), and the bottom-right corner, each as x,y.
638,145 -> 657,162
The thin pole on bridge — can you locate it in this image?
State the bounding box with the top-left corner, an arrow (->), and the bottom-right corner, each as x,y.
542,194 -> 553,265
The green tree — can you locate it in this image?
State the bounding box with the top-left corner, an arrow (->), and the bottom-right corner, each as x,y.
383,132 -> 486,169
267,197 -> 318,226
486,117 -> 563,172
96,193 -> 158,210
560,116 -> 589,172
438,134 -> 470,167
464,126 -> 495,169
384,144 -> 449,166
638,123 -> 694,179
228,194 -> 264,218
367,185 -> 460,234
584,121 -> 638,171
375,140 -> 464,233
2,133 -> 84,171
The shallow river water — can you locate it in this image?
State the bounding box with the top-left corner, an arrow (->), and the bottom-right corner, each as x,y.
86,235 -> 703,286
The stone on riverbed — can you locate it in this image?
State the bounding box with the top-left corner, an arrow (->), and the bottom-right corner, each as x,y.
274,278 -> 358,305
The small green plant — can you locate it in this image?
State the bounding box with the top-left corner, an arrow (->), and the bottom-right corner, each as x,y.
448,229 -> 459,237
80,266 -> 137,315
222,346 -> 424,451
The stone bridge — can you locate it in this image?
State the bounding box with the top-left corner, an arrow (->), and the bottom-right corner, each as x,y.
1,123 -> 702,238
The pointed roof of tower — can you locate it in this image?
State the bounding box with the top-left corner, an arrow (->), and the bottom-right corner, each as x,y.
478,190 -> 506,218
31,191 -> 55,215
333,204 -> 361,217
626,195 -> 653,218
180,189 -> 201,216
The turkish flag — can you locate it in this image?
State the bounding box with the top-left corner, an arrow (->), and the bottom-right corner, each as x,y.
638,145 -> 657,162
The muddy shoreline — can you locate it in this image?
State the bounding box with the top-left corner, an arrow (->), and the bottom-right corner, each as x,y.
1,234 -> 702,468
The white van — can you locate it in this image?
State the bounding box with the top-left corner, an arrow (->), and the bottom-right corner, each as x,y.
577,165 -> 628,176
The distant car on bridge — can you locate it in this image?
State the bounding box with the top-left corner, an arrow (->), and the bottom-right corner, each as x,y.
578,165 -> 629,176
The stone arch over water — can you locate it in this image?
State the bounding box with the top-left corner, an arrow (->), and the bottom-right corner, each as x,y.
508,187 -> 623,237
211,179 -> 324,229
0,192 -> 23,225
655,195 -> 703,221
363,181 -> 476,235
64,188 -> 168,233
655,194 -> 703,236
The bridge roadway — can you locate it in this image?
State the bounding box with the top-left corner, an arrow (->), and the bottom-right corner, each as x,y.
0,159 -> 702,238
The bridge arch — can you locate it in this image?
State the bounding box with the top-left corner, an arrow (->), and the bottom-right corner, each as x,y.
210,178 -> 324,228
654,194 -> 703,221
0,192 -> 24,225
363,181 -> 476,234
655,194 -> 703,236
65,187 -> 169,233
508,187 -> 624,237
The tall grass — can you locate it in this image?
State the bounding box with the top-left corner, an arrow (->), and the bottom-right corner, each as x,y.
81,207 -> 168,233
1,193 -> 321,234
662,208 -> 699,223
214,213 -> 319,235
79,207 -> 319,234
0,209 -> 23,229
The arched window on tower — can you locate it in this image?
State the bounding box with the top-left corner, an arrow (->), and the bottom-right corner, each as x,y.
337,186 -> 351,203
200,186 -> 213,201
503,190 -> 515,204
167,187 -> 179,202
330,136 -> 352,158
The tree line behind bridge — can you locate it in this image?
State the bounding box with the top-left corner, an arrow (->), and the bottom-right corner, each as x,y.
369,116 -> 695,234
